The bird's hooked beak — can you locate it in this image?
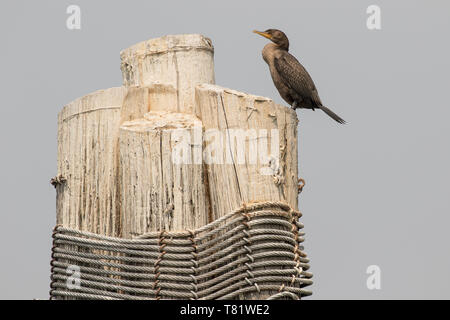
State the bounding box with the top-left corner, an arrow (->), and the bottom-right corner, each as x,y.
253,30 -> 273,40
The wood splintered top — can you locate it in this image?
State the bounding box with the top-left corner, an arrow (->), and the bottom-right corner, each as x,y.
121,111 -> 202,131
120,34 -> 214,60
59,87 -> 128,122
197,83 -> 273,103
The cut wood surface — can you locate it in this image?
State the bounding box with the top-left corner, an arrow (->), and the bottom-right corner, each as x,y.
119,84 -> 178,124
119,111 -> 208,238
195,84 -> 299,222
120,34 -> 215,114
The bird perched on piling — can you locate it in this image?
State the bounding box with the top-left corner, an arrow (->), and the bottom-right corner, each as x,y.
253,29 -> 346,124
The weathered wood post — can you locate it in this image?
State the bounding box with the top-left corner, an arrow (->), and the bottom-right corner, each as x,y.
119,111 -> 208,237
118,34 -> 216,236
56,87 -> 128,236
120,34 -> 215,114
56,35 -> 215,236
55,34 -> 303,299
195,84 -> 298,221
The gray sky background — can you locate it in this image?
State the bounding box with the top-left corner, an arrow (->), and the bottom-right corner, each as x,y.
1,0 -> 449,299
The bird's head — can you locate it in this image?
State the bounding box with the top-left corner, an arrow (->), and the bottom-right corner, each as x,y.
253,29 -> 289,50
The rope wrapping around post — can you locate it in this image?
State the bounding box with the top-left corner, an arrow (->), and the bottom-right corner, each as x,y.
50,201 -> 312,300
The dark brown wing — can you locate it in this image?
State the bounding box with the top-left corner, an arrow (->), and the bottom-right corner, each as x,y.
274,51 -> 322,106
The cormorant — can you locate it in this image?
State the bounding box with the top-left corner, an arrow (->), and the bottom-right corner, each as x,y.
253,29 -> 346,124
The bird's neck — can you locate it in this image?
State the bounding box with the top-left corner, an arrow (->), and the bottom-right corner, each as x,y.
265,42 -> 289,52
262,43 -> 288,66
265,42 -> 288,51
277,42 -> 289,51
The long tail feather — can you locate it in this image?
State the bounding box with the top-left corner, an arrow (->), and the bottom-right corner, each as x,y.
319,106 -> 346,124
